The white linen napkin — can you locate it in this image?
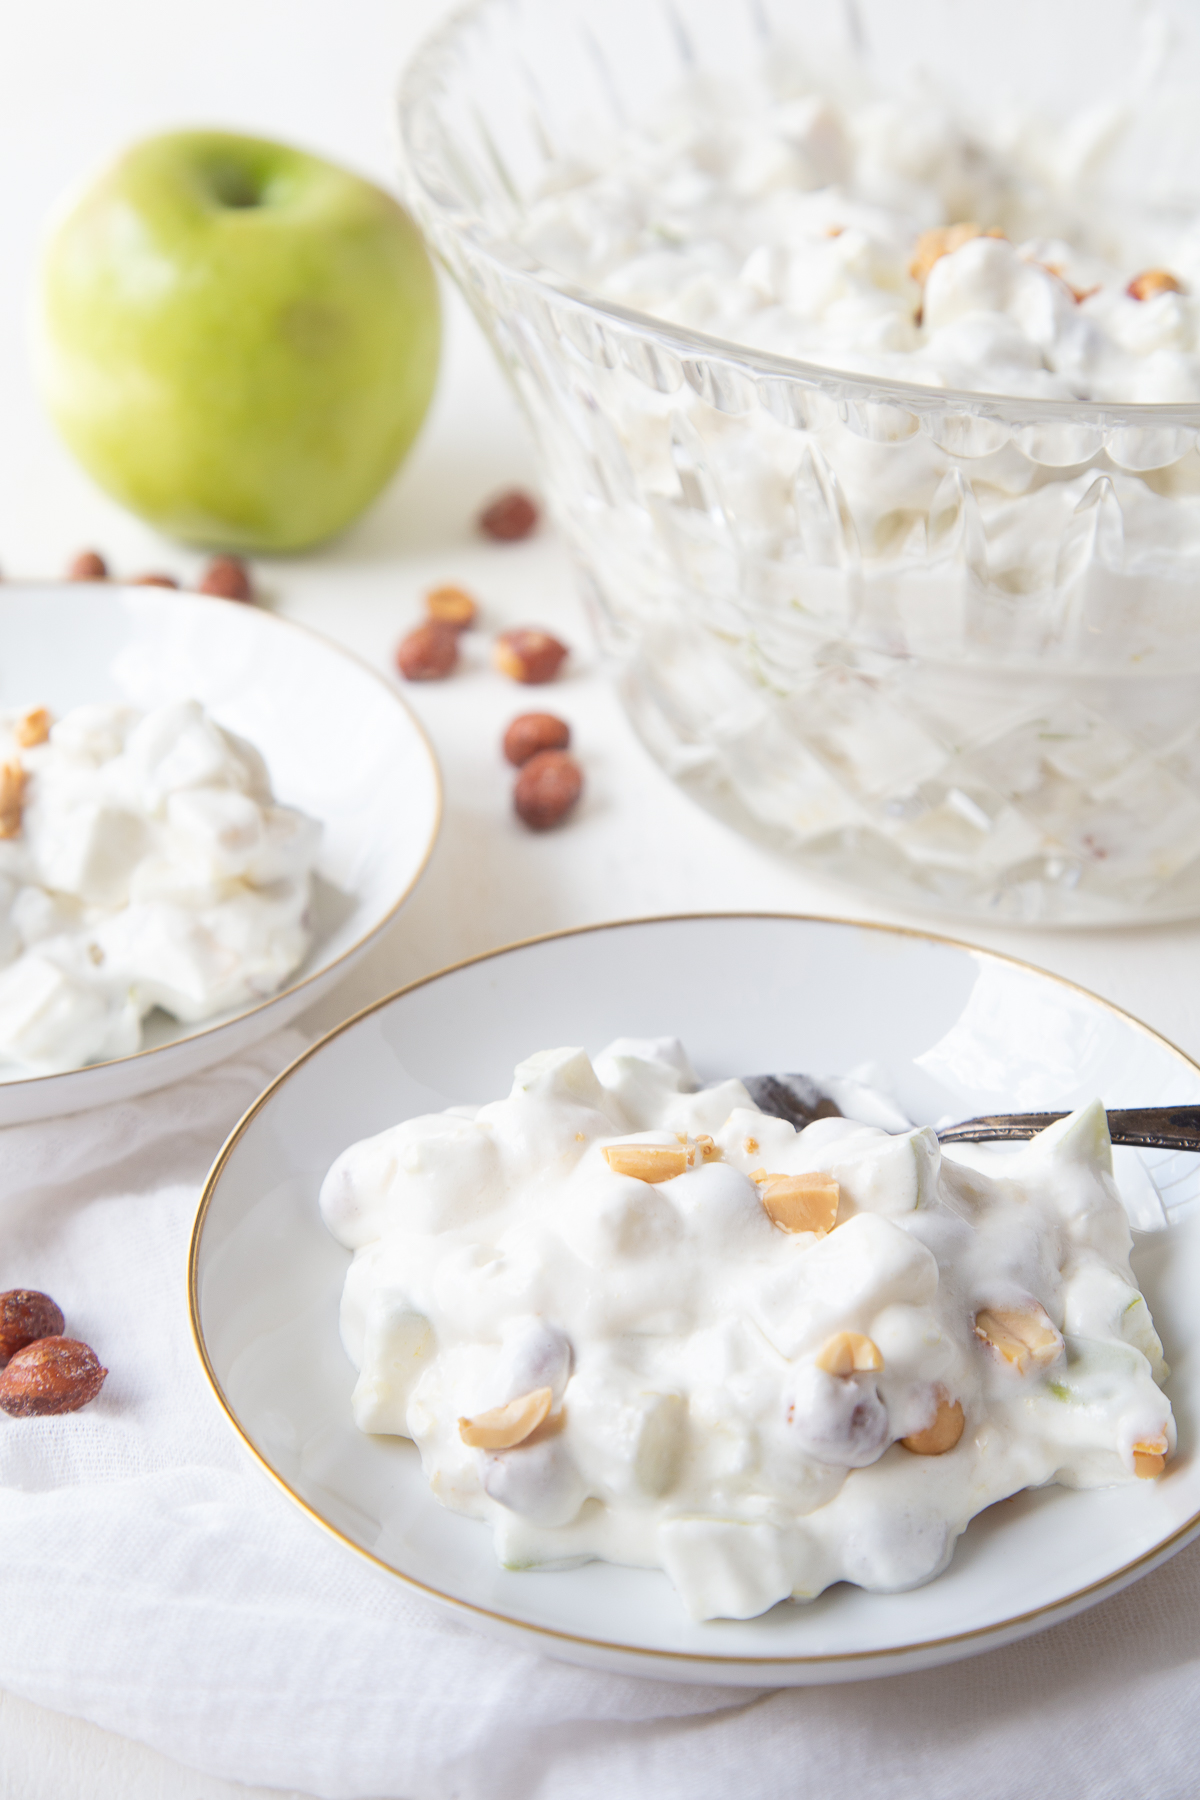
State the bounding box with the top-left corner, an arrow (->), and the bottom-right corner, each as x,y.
0,1034 -> 1197,1800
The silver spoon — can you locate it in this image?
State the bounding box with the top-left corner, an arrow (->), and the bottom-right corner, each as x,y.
739,1073 -> 1200,1154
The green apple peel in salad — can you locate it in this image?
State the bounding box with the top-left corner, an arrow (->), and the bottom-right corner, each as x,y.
320,1039 -> 1173,1622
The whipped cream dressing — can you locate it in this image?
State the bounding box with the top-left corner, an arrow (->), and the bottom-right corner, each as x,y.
0,700 -> 321,1073
519,80 -> 1200,404
322,1038 -> 1173,1622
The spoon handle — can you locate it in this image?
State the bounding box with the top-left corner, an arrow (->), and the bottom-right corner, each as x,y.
739,1076 -> 1200,1153
937,1106 -> 1200,1152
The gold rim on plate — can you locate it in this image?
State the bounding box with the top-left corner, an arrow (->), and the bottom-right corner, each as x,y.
189,911 -> 1200,1669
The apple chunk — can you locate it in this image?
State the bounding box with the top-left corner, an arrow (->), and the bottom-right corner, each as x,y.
37,130 -> 441,552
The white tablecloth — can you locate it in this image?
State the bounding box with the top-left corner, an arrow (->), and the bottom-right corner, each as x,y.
3,2 -> 1200,1794
2,1029 -> 1199,1800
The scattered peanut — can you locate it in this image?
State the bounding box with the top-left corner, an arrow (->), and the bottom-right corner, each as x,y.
973,1306 -> 1063,1374
1132,1435 -> 1169,1479
0,1336 -> 107,1417
396,619 -> 459,682
742,1136 -> 759,1155
503,711 -> 570,767
458,1385 -> 552,1449
131,572 -> 179,589
66,549 -> 108,582
1127,269 -> 1184,302
0,1290 -> 65,1367
909,222 -> 1005,286
197,555 -> 254,602
603,1143 -> 688,1183
513,749 -> 583,829
1034,261 -> 1099,304
756,1172 -> 839,1235
494,628 -> 568,685
816,1331 -> 884,1376
478,489 -> 539,542
14,707 -> 50,749
425,584 -> 478,630
902,1395 -> 966,1456
0,761 -> 26,839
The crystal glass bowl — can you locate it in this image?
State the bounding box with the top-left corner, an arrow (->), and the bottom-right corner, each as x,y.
400,0 -> 1200,924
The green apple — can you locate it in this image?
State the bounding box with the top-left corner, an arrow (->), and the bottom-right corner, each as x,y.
37,130 -> 441,552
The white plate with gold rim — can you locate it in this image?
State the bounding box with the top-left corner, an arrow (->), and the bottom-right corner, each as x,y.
190,914 -> 1200,1685
0,584 -> 440,1122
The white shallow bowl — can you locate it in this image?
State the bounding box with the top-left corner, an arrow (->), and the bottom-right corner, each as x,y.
0,584 -> 440,1122
191,915 -> 1200,1685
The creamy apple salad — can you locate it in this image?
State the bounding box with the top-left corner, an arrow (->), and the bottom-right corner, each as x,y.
519,79 -> 1199,404
0,700 -> 320,1073
463,53 -> 1200,924
321,1038 -> 1173,1622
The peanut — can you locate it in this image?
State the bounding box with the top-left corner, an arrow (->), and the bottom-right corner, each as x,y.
816,1331 -> 884,1376
513,749 -> 582,829
131,572 -> 179,589
503,711 -> 570,767
478,489 -> 539,542
425,584 -> 478,630
756,1172 -> 839,1235
0,761 -> 26,839
66,549 -> 108,582
197,556 -> 254,602
396,619 -> 459,681
901,1395 -> 965,1455
909,222 -> 1005,286
0,1290 -> 65,1367
0,1336 -> 107,1416
493,628 -> 568,685
458,1385 -> 552,1449
14,708 -> 50,749
603,1143 -> 688,1183
1127,269 -> 1184,302
1132,1435 -> 1169,1479
973,1306 -> 1063,1374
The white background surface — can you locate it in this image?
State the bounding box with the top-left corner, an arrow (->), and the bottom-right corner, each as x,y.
4,2 -> 1200,1794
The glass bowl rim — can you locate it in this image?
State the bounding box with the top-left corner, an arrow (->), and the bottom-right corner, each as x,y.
396,0 -> 1200,432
